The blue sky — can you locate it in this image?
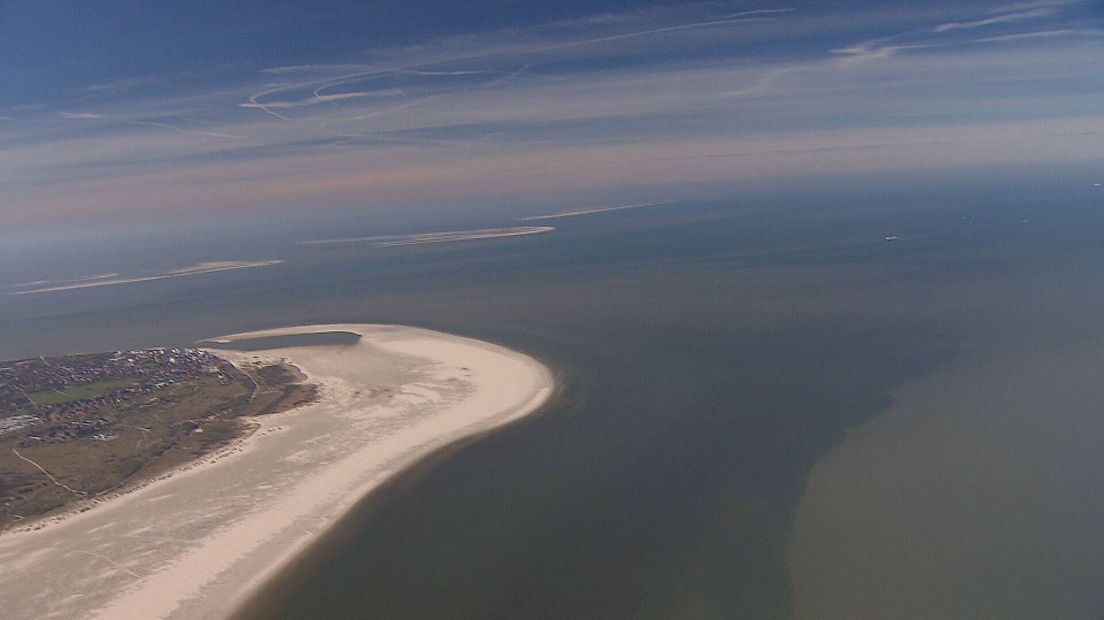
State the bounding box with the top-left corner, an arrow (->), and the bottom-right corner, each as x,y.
1,1 -> 1101,236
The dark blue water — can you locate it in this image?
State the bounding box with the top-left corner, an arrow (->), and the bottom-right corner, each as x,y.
3,178 -> 1103,618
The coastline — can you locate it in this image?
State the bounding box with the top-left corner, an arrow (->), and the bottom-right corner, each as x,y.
230,360 -> 569,620
0,324 -> 555,620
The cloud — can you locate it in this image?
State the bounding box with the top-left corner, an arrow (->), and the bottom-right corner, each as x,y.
830,39 -> 935,65
398,69 -> 490,77
523,17 -> 778,54
239,89 -> 404,110
933,8 -> 1055,33
85,75 -> 162,94
3,1 -> 1102,231
973,28 -> 1104,43
726,8 -> 794,19
260,64 -> 368,75
58,111 -> 105,119
123,121 -> 244,139
724,67 -> 798,98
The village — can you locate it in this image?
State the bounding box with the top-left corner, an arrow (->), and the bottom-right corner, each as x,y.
0,345 -> 317,530
0,348 -> 234,443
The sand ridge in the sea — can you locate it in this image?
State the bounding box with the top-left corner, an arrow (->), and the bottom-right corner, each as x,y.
9,261 -> 283,295
0,324 -> 554,620
300,226 -> 553,246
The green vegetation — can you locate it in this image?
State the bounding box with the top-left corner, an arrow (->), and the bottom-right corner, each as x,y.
26,378 -> 137,406
0,358 -> 318,529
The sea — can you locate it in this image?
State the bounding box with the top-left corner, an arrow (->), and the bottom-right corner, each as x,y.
2,168 -> 1103,619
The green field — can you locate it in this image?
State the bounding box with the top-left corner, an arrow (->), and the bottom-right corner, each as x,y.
2,360 -> 317,529
26,378 -> 138,406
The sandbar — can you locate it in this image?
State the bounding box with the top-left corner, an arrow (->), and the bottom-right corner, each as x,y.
0,324 -> 554,620
300,226 -> 553,246
10,261 -> 283,295
519,201 -> 672,221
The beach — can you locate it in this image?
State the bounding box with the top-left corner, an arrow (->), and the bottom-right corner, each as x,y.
0,324 -> 554,620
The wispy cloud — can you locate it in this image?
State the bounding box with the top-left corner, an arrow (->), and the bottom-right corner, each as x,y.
2,1 -> 1101,232
521,16 -> 777,54
85,75 -> 162,94
123,121 -> 244,139
726,8 -> 794,19
973,28 -> 1103,43
830,38 -> 935,65
239,89 -> 404,110
933,8 -> 1055,33
58,111 -> 105,120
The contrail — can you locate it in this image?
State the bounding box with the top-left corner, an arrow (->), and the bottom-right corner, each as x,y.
311,68 -> 406,102
396,69 -> 490,76
310,68 -> 489,102
245,83 -> 298,120
726,8 -> 794,18
243,15 -> 774,119
351,65 -> 529,121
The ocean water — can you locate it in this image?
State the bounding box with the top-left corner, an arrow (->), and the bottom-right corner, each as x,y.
3,176 -> 1103,618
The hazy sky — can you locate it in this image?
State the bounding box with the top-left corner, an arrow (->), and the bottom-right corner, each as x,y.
1,1 -> 1101,236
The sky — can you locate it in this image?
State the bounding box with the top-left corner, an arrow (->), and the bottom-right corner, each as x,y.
1,0 -> 1101,238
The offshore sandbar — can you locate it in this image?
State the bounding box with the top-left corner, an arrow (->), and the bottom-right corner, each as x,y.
300,226 -> 553,246
9,261 -> 283,295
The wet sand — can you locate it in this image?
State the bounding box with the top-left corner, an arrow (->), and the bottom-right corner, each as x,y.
0,324 -> 554,620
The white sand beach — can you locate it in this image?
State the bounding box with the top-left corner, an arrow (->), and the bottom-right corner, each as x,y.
0,324 -> 554,620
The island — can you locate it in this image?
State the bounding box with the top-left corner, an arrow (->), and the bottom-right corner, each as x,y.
0,347 -> 316,528
0,324 -> 554,620
300,226 -> 554,246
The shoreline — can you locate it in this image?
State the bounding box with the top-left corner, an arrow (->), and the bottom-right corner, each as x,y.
230,360 -> 569,619
1,359 -> 320,536
0,324 -> 556,620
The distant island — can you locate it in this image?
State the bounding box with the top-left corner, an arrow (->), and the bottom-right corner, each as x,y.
0,347 -> 317,528
8,260 -> 284,295
519,201 -> 673,221
300,226 -> 553,246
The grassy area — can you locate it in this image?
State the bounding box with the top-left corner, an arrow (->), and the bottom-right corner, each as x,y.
1,360 -> 318,529
26,378 -> 137,406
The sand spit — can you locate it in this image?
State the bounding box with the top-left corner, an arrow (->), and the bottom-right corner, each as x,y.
300,226 -> 553,246
519,201 -> 673,221
0,324 -> 554,620
10,261 -> 283,295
